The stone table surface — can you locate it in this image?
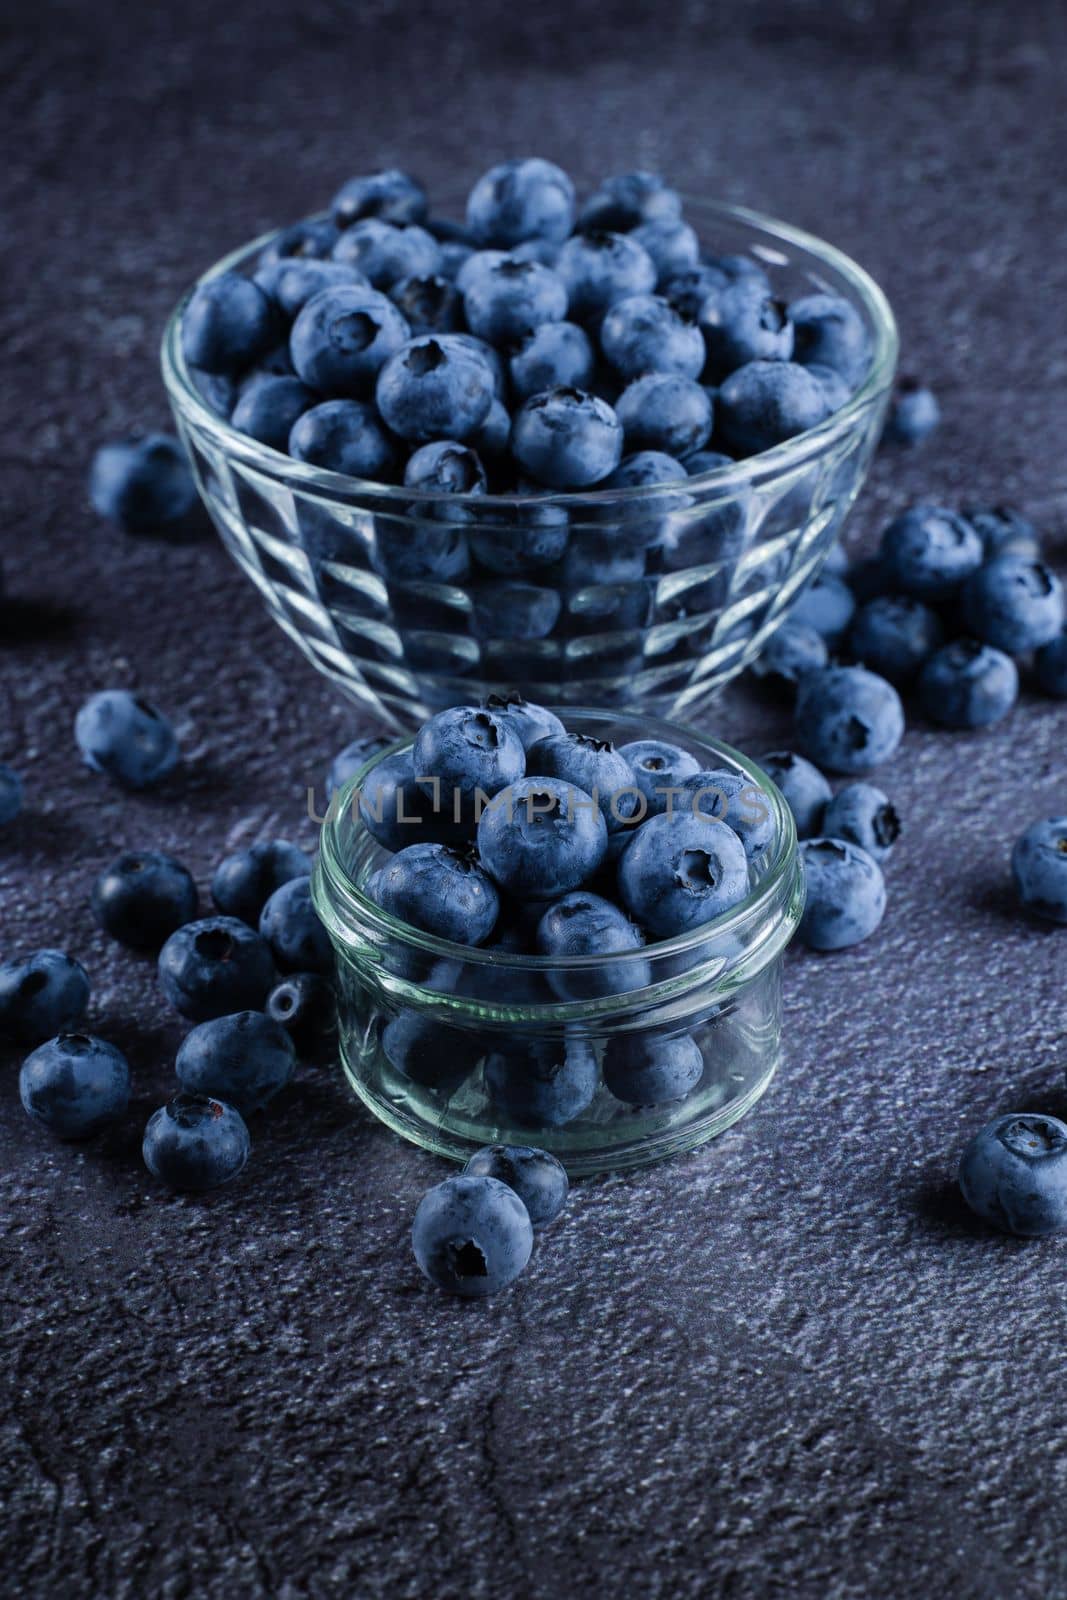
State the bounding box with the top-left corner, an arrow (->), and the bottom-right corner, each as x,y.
3,1 -> 1067,1595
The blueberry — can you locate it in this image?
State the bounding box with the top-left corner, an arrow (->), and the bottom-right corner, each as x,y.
472,398 -> 512,463
455,248 -> 511,298
189,368 -> 238,417
212,840 -> 312,926
512,237 -> 561,267
511,387 -> 623,489
663,263 -> 734,320
704,254 -> 772,291
879,506 -> 984,600
331,169 -> 427,227
917,640 -> 1018,728
0,950 -> 90,1046
466,158 -> 575,247
0,762 -> 23,825
756,751 -> 831,838
700,282 -> 794,381
630,218 -> 701,284
751,622 -> 829,690
414,704 -> 525,817
175,1009 -> 296,1115
369,843 -> 499,945
74,690 -> 179,789
470,579 -> 561,641
267,971 -> 337,1056
603,1032 -> 703,1105
381,1005 -> 483,1095
617,739 -> 701,817
600,293 -> 705,381
388,273 -> 463,334
143,1093 -> 251,1192
848,595 -> 944,683
403,439 -> 487,503
332,219 -> 441,292
326,734 -> 390,799
535,890 -> 649,1000
358,747 -> 468,851
618,811 -> 749,937
615,374 -> 713,458
259,875 -> 331,975
961,505 -> 1041,561
508,321 -> 596,401
92,850 -> 198,950
959,1114 -> 1067,1236
1011,817 -> 1067,925
789,292 -> 871,387
579,171 -> 682,233
252,342 -> 298,378
89,435 -> 197,534
716,361 -> 831,456
289,399 -> 399,479
448,332 -> 507,398
1035,630 -> 1067,697
805,363 -> 854,413
289,285 -> 410,397
484,1036 -> 598,1128
20,1034 -> 129,1140
181,272 -> 277,374
676,770 -> 776,860
477,777 -> 608,899
412,1174 -> 534,1297
798,838 -> 886,951
464,1145 -> 568,1228
232,375 -> 315,451
253,258 -> 368,320
845,553 -> 892,605
525,731 -> 640,834
962,555 -> 1065,656
555,231 -> 657,323
481,692 -> 565,750
822,783 -> 900,862
883,376 -> 940,446
377,335 -> 495,444
462,256 -> 568,344
257,218 -> 340,267
795,665 -> 905,775
789,573 -> 856,646
660,451 -> 751,574
559,531 -> 647,593
158,917 -> 275,1021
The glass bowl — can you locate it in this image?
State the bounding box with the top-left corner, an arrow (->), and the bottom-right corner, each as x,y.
311,709 -> 803,1175
162,199 -> 897,734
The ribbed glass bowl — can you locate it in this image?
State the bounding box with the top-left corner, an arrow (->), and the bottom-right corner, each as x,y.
162,199 -> 896,733
311,709 -> 804,1174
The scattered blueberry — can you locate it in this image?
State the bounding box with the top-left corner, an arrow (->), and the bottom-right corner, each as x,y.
463,1145 -> 568,1228
822,783 -> 900,862
412,1173 -> 534,1297
212,839 -> 312,926
143,1093 -> 251,1192
369,844 -> 499,945
961,555 -> 1065,656
603,1031 -> 703,1105
20,1033 -> 130,1140
615,374 -> 713,458
266,972 -> 337,1056
466,159 -> 575,248
92,850 -> 199,950
879,506 -> 984,599
848,595 -> 944,684
0,762 -> 23,825
917,640 -> 1019,729
89,435 -> 197,535
961,505 -> 1041,561
959,1114 -> 1067,1236
74,690 -> 179,789
376,335 -> 496,443
0,950 -> 91,1045
176,1010 -> 296,1114
477,777 -> 608,899
756,751 -> 832,838
484,1036 -> 598,1128
259,875 -> 332,975
511,387 -> 623,489
715,361 -> 830,455
884,376 -> 940,446
158,917 -> 276,1021
797,838 -> 886,950
1011,817 -> 1067,925
751,621 -> 828,689
794,665 -> 905,774
617,811 -> 750,937
289,284 -> 410,397
789,573 -> 856,646
181,272 -> 277,374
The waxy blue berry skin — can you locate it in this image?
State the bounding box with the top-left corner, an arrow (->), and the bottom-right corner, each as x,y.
412,1174 -> 534,1298
789,292 -> 871,387
257,218 -> 340,267
477,777 -> 608,900
376,335 -> 496,444
143,1093 -> 251,1193
579,172 -> 682,233
789,573 -> 856,647
414,705 -> 526,819
604,1032 -> 704,1106
289,399 -> 399,480
600,293 -> 706,381
89,436 -> 197,535
700,282 -> 794,382
20,1034 -> 130,1140
615,374 -> 713,459
794,666 -> 905,775
756,751 -> 831,839
481,694 -> 565,751
959,1114 -> 1067,1237
158,917 -> 276,1022
618,811 -> 750,938
358,747 -> 468,852
232,375 -> 315,451
267,972 -> 336,1057
511,387 -> 623,489
369,844 -> 500,946
259,876 -> 332,975
92,850 -> 199,950
466,158 -> 575,248
331,219 -> 442,290
484,1037 -> 598,1129
618,739 -> 702,818
631,217 -> 701,284
822,783 -> 900,863
883,377 -> 940,446
918,640 -> 1018,729
797,838 -> 886,951
716,360 -> 831,456
555,231 -> 657,323
75,690 -> 179,789
176,1010 -> 296,1114
961,505 -> 1041,561
535,890 -> 649,1000
525,731 -> 640,834
388,273 -> 463,335
1011,817 -> 1067,925
677,770 -> 776,861
464,1145 -> 568,1228
331,169 -> 428,228
664,263 -> 735,320
289,285 -> 410,397
181,272 -> 278,374
0,763 -> 23,825
326,734 -> 390,799
1035,630 -> 1067,697
190,367 -> 238,418
508,321 -> 596,401
751,622 -> 828,690
0,950 -> 90,1045
462,256 -> 568,345
879,506 -> 984,600
212,840 -> 312,927
404,439 -> 487,503
456,249 -> 511,298
962,555 -> 1065,656
848,596 -> 944,684
253,258 -> 367,320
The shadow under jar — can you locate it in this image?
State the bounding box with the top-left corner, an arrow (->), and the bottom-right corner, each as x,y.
311,710 -> 803,1175
162,198 -> 897,734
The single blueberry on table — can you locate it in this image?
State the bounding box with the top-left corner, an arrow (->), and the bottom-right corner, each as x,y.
535,890 -> 650,1000
481,693 -> 565,751
600,293 -> 706,381
603,1031 -> 704,1106
579,171 -> 682,233
1011,817 -> 1067,925
1035,630 -> 1067,697
511,387 -> 623,490
879,506 -> 984,600
484,1036 -> 598,1128
630,217 -> 701,283
331,218 -> 442,290
89,435 -> 197,535
508,321 -> 596,401
751,621 -> 828,690
470,579 -> 561,641
181,272 -> 278,374
20,1034 -> 130,1140
259,876 -> 332,975
232,375 -> 315,452
962,555 -> 1065,656
253,258 -> 367,319
158,917 -> 276,1022
143,1093 -> 251,1193
412,1174 -> 534,1298
74,690 -> 179,789
618,811 -> 750,938
358,747 -> 468,851
326,733 -> 390,800
0,950 -> 90,1045
797,838 -> 886,951
524,731 -> 640,834
789,573 -> 856,647
822,783 -> 900,862
715,361 -> 831,456
289,399 -> 399,480
959,1114 -> 1067,1237
212,839 -> 312,927
477,777 -> 608,900
756,751 -> 831,839
677,770 -> 776,861
700,282 -> 794,382
257,218 -> 340,267
789,292 -> 871,387
462,256 -> 568,344
917,639 -> 1018,729
555,231 -> 657,323
92,850 -> 199,950
0,762 -> 23,825
414,704 -> 526,819
615,374 -> 713,458
464,1145 -> 568,1229
848,595 -> 944,684
466,158 -> 575,248
331,168 -> 428,227
175,1010 -> 296,1114
289,285 -> 411,397
388,272 -> 463,335
883,376 -> 940,446
376,335 -> 496,444
961,505 -> 1041,561
794,665 -> 905,775
617,738 -> 702,818
368,844 -> 499,945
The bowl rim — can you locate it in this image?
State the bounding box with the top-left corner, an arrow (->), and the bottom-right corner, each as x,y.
161,194 -> 898,512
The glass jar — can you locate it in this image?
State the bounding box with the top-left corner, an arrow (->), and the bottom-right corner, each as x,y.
312,710 -> 803,1175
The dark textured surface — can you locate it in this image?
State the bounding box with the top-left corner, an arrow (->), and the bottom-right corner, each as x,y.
3,3 -> 1067,1595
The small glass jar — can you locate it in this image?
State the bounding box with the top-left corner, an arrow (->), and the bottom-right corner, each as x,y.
312,711 -> 803,1175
